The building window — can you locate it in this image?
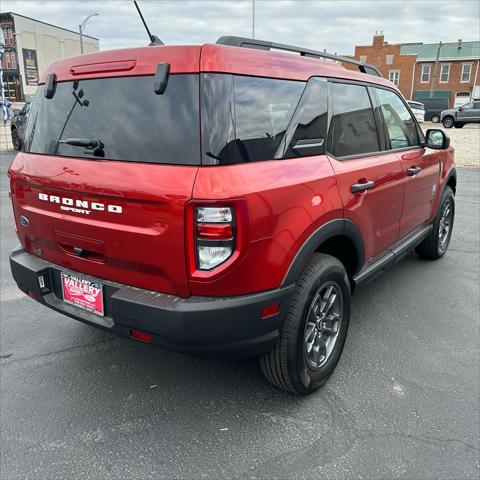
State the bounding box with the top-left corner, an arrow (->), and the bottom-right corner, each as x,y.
461,64 -> 472,83
386,55 -> 393,65
5,28 -> 14,45
389,70 -> 400,86
440,64 -> 450,83
359,55 -> 367,63
420,64 -> 430,83
10,52 -> 16,69
5,53 -> 10,69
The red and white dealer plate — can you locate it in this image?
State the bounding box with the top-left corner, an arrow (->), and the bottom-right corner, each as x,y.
61,272 -> 104,316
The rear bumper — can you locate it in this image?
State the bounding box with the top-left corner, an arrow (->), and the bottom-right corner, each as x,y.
10,248 -> 294,359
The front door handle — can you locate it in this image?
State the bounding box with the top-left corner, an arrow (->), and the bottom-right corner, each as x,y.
407,166 -> 422,176
351,180 -> 375,193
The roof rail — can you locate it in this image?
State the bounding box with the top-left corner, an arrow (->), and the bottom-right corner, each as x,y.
216,36 -> 382,77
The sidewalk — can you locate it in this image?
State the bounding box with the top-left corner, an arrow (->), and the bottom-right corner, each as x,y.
0,120 -> 14,152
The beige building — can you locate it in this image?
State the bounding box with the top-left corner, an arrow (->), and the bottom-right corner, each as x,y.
1,12 -> 99,100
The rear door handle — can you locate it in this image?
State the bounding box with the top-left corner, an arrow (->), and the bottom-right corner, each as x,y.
351,180 -> 375,193
407,166 -> 422,176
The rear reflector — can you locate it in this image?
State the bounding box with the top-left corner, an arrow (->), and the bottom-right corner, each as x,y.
129,329 -> 153,343
70,60 -> 137,76
261,304 -> 280,319
27,290 -> 38,300
197,223 -> 233,240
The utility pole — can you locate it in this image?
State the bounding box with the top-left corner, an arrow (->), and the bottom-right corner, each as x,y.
429,41 -> 442,98
252,0 -> 255,39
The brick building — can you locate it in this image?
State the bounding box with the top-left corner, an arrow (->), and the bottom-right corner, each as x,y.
349,34 -> 480,108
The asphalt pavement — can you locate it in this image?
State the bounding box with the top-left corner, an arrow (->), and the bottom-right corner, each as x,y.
1,150 -> 479,480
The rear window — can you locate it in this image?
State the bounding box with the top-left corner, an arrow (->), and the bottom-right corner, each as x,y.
408,101 -> 425,111
24,74 -> 200,165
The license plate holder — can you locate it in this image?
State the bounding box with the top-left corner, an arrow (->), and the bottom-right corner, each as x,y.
61,272 -> 104,316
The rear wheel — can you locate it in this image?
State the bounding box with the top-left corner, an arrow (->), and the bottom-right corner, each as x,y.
431,114 -> 440,123
442,116 -> 454,128
260,253 -> 350,395
11,127 -> 21,150
416,186 -> 455,260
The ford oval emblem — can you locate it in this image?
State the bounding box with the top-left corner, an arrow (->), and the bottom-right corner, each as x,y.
19,215 -> 29,227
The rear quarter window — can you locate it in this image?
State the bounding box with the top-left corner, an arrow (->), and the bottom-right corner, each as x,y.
201,74 -> 305,164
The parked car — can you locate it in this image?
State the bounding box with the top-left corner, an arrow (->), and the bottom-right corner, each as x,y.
407,101 -> 425,122
10,97 -> 33,150
419,97 -> 449,123
9,36 -> 456,395
441,100 -> 480,128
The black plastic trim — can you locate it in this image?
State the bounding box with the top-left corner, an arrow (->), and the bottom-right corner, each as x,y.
282,219 -> 365,285
153,62 -> 170,94
44,73 -> 56,99
10,247 -> 294,359
445,167 -> 457,193
353,224 -> 433,285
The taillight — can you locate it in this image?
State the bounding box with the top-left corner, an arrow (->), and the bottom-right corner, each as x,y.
195,206 -> 235,270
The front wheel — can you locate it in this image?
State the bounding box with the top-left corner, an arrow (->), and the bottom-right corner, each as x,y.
431,114 -> 440,123
416,186 -> 455,260
11,127 -> 21,150
443,117 -> 454,128
260,253 -> 351,395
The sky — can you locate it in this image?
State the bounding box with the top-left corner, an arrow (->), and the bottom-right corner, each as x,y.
2,0 -> 479,54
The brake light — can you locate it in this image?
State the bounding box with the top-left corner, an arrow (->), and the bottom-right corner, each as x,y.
195,206 -> 235,270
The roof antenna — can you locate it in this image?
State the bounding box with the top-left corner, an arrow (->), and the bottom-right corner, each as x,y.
133,1 -> 164,46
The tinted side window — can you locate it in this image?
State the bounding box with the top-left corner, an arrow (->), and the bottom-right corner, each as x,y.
282,77 -> 328,158
201,74 -> 304,164
329,83 -> 379,157
376,88 -> 419,149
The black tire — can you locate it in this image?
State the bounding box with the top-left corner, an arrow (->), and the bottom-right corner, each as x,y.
415,186 -> 455,260
260,253 -> 351,395
431,115 -> 440,123
442,117 -> 454,128
11,127 -> 21,150
454,123 -> 465,128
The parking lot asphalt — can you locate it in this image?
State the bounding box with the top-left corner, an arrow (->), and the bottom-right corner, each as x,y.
1,151 -> 479,480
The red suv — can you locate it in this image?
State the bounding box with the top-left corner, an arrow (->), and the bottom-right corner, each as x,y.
9,37 -> 456,395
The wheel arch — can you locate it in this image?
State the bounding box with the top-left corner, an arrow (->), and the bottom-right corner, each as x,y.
445,167 -> 457,195
282,219 -> 365,287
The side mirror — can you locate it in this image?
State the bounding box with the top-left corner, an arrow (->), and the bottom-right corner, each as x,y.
458,106 -> 463,111
425,129 -> 450,150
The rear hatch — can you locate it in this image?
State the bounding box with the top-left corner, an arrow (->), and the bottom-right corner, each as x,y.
9,47 -> 201,297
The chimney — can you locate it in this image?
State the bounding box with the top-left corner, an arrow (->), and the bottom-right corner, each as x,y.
458,39 -> 462,49
373,33 -> 385,48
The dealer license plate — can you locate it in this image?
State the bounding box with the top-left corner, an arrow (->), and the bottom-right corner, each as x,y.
61,272 -> 104,316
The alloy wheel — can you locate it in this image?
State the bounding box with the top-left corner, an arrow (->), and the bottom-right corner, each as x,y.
303,282 -> 343,369
438,199 -> 453,250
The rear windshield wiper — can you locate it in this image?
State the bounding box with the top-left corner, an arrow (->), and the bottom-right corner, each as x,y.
58,138 -> 105,157
59,138 -> 102,149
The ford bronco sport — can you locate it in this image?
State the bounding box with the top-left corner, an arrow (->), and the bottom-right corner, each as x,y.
9,36 -> 456,395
